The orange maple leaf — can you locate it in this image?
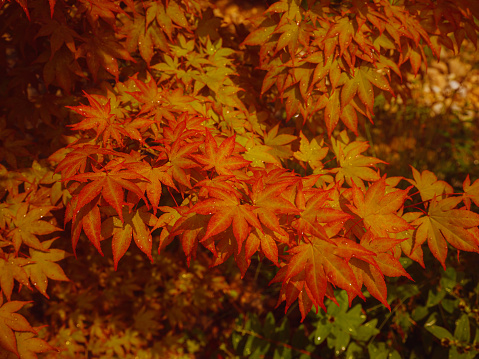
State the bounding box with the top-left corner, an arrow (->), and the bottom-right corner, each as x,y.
251,175 -> 299,235
189,187 -> 262,253
331,131 -> 386,188
191,130 -> 251,176
0,296 -> 35,357
408,166 -> 453,202
10,203 -> 60,253
270,236 -> 369,318
67,162 -> 147,224
0,254 -> 31,301
351,231 -> 412,308
349,177 -> 413,237
67,92 -> 129,147
25,238 -> 70,299
102,206 -> 156,270
412,196 -> 479,269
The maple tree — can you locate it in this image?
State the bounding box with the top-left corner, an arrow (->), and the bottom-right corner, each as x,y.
1,0 -> 479,357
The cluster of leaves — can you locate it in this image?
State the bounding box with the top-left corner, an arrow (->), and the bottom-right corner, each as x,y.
1,0 -> 479,357
31,244 -> 245,358
243,0 -> 479,134
232,260 -> 479,358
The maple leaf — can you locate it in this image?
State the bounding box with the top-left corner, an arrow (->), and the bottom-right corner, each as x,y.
125,74 -> 165,117
395,212 -> 425,267
270,236 -> 365,314
0,254 -> 31,301
39,46 -> 84,94
55,145 -> 113,180
10,204 -> 60,253
145,1 -> 173,40
245,227 -> 288,267
66,162 -> 147,224
35,18 -> 78,58
349,258 -> 389,309
349,178 -> 412,237
13,329 -> 57,359
273,268 -> 323,321
189,187 -> 262,253
207,230 -> 236,268
0,165 -> 26,199
121,13 -> 169,66
331,17 -> 355,56
79,0 -> 124,26
165,0 -> 190,29
67,92 -> 129,146
251,175 -> 299,235
344,65 -> 393,115
78,25 -> 134,81
412,196 -> 479,269
153,206 -> 181,250
292,184 -> 349,241
25,238 -> 69,299
463,175 -> 479,208
293,131 -> 329,170
242,142 -> 280,168
101,206 -> 156,270
121,116 -> 155,143
191,130 -> 250,176
167,208 -> 210,265
408,167 -> 453,202
350,231 -> 413,308
263,123 -> 296,162
159,137 -> 200,189
133,162 -> 176,215
331,131 -> 386,188
273,20 -> 303,57
0,118 -> 30,168
241,16 -> 276,47
65,198 -> 104,255
0,295 -> 35,357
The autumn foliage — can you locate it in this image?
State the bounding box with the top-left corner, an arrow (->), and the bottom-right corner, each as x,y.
1,0 -> 479,357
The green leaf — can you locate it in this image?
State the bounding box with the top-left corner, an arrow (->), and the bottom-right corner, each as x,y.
314,318 -> 331,344
354,319 -> 379,341
329,326 -> 350,356
411,305 -> 429,322
426,288 -> 446,307
345,342 -> 363,359
274,347 -> 292,359
263,312 -> 276,339
335,304 -> 366,336
454,313 -> 470,343
440,267 -> 457,292
367,342 -> 389,359
441,299 -> 459,314
425,324 -> 454,341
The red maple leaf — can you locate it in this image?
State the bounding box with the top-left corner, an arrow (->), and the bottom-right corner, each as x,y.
66,161 -> 147,225
348,177 -> 413,237
250,175 -> 299,235
189,186 -> 262,253
67,92 -> 129,146
157,137 -> 200,189
191,129 -> 251,176
270,236 -> 370,319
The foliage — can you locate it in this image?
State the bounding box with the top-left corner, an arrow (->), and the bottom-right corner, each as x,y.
0,0 -> 479,357
233,258 -> 479,358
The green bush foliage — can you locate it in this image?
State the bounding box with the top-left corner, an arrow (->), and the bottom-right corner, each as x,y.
1,0 -> 479,357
